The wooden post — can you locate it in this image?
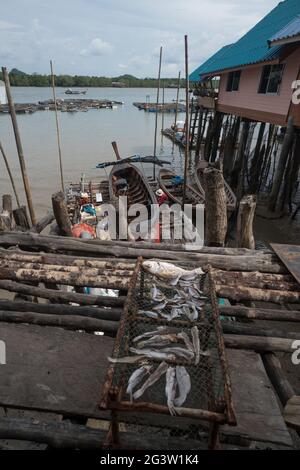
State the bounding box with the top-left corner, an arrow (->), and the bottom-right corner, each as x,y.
2,194 -> 12,216
210,111 -> 223,162
262,353 -> 295,406
195,105 -> 204,161
203,167 -> 227,246
52,191 -> 72,236
13,206 -> 30,230
0,142 -> 21,208
172,71 -> 181,154
182,35 -> 190,208
111,141 -> 121,161
249,121 -> 266,193
268,116 -> 295,211
1,68 -> 36,224
153,46 -> 162,180
236,194 -> 256,249
50,60 -> 65,192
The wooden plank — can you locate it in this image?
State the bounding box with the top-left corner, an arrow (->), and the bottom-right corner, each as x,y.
283,396 -> 300,431
0,322 -> 112,419
271,244 -> 300,285
222,349 -> 293,447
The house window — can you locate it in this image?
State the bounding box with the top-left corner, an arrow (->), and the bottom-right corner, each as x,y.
226,70 -> 241,91
258,64 -> 284,94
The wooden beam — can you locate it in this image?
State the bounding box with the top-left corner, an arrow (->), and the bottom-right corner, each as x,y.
219,305 -> 300,322
216,285 -> 300,303
262,353 -> 295,406
224,334 -> 296,353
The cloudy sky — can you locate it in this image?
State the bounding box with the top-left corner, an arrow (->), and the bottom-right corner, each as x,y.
1,0 -> 280,77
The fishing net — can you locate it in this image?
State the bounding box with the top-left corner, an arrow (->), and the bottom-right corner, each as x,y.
100,258 -> 235,447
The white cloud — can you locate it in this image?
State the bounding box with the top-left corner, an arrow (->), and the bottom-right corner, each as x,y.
80,38 -> 113,57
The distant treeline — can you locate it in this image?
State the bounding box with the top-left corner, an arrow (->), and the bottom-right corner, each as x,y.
0,70 -> 186,88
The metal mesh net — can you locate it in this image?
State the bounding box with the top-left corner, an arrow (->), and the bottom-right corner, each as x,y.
101,260 -> 234,444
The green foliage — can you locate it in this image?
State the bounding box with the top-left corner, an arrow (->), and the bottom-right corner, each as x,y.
0,69 -> 185,88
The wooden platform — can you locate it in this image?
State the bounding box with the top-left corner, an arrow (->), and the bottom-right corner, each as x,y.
0,322 -> 293,448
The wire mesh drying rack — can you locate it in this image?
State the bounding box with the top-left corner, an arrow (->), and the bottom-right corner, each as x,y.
100,257 -> 236,449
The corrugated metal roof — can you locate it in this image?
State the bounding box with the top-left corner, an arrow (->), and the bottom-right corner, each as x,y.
269,14 -> 300,44
190,0 -> 300,82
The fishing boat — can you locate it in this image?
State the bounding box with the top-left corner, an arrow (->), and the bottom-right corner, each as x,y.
109,162 -> 159,240
158,168 -> 205,206
195,161 -> 236,212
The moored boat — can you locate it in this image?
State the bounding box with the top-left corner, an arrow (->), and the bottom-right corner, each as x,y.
158,168 -> 205,206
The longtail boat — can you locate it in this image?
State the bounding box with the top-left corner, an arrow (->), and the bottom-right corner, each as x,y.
158,168 -> 205,206
109,162 -> 159,240
195,161 -> 236,211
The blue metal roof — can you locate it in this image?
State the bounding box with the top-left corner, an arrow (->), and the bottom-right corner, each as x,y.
269,14 -> 300,44
190,0 -> 300,82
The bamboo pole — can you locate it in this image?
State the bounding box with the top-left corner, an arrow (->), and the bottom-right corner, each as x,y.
50,60 -> 65,192
182,35 -> 190,208
172,71 -> 181,154
0,142 -> 21,208
1,67 -> 36,224
153,46 -> 162,180
160,80 -> 165,147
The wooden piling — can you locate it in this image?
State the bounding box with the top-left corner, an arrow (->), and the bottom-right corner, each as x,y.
182,35 -> 190,208
13,206 -> 30,230
51,191 -> 73,237
236,194 -> 256,249
0,142 -> 21,208
172,71 -> 181,154
203,166 -> 227,246
1,68 -> 36,224
50,60 -> 65,192
153,46 -> 162,180
268,116 -> 295,211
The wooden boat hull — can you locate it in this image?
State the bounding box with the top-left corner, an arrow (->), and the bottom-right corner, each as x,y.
158,169 -> 205,206
109,162 -> 158,240
195,162 -> 236,211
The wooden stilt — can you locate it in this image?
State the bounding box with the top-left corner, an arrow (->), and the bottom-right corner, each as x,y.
182,35 -> 190,208
1,67 -> 36,225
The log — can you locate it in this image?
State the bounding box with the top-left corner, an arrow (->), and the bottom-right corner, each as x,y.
236,195 -> 256,249
0,280 -> 126,307
0,310 -> 118,334
0,260 -> 134,277
0,232 -> 286,273
222,322 -> 300,340
0,267 -> 130,290
51,191 -> 72,236
262,353 -> 295,405
224,334 -> 295,353
219,305 -> 300,322
30,212 -> 55,234
216,285 -> 300,303
0,299 -> 122,322
212,270 -> 298,291
13,206 -> 30,230
283,396 -> 300,431
203,167 -> 227,247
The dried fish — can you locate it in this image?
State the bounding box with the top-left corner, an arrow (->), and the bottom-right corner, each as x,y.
150,285 -> 166,302
126,365 -> 152,401
191,326 -> 202,364
177,331 -> 194,352
133,361 -> 169,400
143,260 -> 204,285
137,334 -> 179,349
174,366 -> 191,407
161,347 -> 194,361
133,326 -> 168,343
165,367 -> 177,416
153,300 -> 167,311
139,310 -> 159,319
129,347 -> 177,362
108,355 -> 146,364
160,307 -> 181,322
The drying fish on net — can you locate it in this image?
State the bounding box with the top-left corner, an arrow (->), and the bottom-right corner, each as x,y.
142,260 -> 204,286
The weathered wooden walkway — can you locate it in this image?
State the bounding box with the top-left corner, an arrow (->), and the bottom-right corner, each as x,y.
0,232 -> 299,449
